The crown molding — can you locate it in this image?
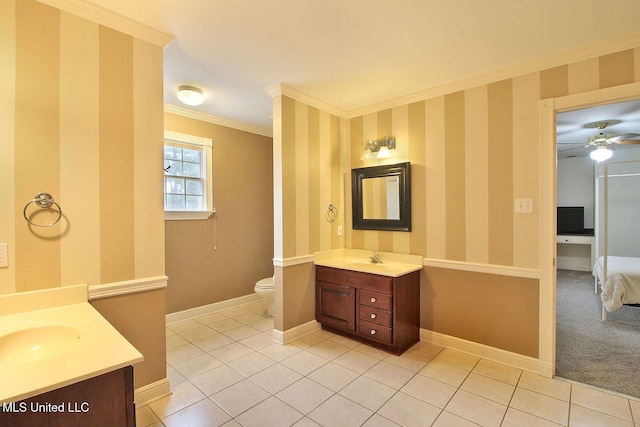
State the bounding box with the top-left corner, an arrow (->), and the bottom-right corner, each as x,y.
164,104 -> 273,138
269,33 -> 640,120
345,33 -> 640,118
265,83 -> 348,118
36,0 -> 173,47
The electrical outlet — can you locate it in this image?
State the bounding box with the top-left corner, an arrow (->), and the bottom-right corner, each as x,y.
515,198 -> 534,214
0,243 -> 8,268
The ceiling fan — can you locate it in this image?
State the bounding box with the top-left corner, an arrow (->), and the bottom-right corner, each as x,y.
558,120 -> 640,161
586,121 -> 640,161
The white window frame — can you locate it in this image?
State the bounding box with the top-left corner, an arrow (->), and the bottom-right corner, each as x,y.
164,130 -> 214,220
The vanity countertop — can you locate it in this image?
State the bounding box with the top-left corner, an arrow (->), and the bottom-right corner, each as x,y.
314,249 -> 423,277
0,285 -> 143,403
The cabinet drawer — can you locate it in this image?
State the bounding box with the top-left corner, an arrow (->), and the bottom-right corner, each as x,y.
359,290 -> 392,310
317,266 -> 392,293
358,320 -> 392,344
359,305 -> 392,327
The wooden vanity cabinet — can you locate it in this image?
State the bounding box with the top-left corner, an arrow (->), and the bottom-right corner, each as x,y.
316,266 -> 420,354
0,366 -> 135,427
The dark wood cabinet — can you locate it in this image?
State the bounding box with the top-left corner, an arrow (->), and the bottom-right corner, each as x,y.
0,366 -> 136,427
316,265 -> 420,354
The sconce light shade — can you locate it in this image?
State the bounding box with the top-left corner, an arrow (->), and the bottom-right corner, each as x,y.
377,145 -> 392,159
361,137 -> 396,160
177,85 -> 204,106
360,143 -> 374,161
589,145 -> 613,162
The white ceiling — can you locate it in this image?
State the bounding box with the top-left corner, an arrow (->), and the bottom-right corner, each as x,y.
86,0 -> 640,135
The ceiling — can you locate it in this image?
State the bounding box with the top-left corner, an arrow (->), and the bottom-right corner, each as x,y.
85,0 -> 640,135
557,99 -> 640,159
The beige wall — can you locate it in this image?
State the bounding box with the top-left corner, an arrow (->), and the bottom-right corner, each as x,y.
163,113 -> 274,314
91,289 -> 167,387
273,47 -> 640,357
272,95 -> 343,329
0,0 -> 167,388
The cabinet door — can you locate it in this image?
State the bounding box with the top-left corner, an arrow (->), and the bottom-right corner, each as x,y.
316,281 -> 356,331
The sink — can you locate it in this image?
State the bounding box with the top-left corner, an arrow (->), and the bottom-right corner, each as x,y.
0,321 -> 87,365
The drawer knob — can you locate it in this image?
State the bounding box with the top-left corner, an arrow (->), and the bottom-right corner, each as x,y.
370,297 -> 377,303
370,313 -> 377,319
370,329 -> 377,335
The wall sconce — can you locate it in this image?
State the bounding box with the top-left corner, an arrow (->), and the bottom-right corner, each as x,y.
177,85 -> 204,106
361,137 -> 396,160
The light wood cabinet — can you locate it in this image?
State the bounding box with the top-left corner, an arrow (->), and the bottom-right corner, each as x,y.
316,266 -> 420,354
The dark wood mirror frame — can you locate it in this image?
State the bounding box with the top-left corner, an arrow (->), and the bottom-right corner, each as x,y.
351,162 -> 411,232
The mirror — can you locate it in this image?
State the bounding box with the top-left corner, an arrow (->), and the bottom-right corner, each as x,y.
352,162 -> 411,231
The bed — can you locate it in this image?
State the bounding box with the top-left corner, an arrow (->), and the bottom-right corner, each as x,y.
595,256 -> 640,313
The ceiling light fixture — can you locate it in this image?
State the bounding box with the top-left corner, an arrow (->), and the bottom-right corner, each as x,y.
177,85 -> 204,106
361,137 -> 396,160
587,122 -> 615,162
589,145 -> 613,162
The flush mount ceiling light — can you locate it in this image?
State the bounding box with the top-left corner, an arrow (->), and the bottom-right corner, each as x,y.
361,137 -> 396,160
177,85 -> 204,106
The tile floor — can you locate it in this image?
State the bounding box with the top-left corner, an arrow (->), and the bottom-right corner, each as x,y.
137,300 -> 640,426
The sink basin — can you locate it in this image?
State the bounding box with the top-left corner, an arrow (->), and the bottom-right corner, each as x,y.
0,321 -> 87,365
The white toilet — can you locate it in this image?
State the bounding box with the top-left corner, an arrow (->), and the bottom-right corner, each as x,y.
254,276 -> 275,317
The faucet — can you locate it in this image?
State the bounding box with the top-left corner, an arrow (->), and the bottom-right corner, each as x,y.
370,250 -> 383,264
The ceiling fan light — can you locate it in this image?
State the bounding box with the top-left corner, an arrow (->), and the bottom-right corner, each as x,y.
177,85 -> 204,106
590,146 -> 613,162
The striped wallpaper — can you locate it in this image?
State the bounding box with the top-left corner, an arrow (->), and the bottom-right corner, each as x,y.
0,0 -> 165,293
278,96 -> 342,259
277,47 -> 639,269
273,46 -> 638,356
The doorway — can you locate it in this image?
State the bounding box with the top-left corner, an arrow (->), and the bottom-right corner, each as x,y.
539,82 -> 640,396
554,99 -> 640,397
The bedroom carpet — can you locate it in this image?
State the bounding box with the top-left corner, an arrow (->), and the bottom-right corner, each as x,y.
556,269 -> 640,398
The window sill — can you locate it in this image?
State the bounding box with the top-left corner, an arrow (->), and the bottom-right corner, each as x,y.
165,210 -> 215,221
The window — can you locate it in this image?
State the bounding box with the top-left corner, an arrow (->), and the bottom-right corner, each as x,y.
164,131 -> 214,220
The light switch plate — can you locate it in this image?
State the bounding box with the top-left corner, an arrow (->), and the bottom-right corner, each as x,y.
0,243 -> 8,268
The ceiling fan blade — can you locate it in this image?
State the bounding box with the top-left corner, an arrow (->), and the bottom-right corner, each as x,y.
608,133 -> 640,143
557,144 -> 588,153
618,139 -> 640,145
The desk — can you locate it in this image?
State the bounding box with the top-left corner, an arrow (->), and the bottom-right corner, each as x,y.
557,234 -> 595,272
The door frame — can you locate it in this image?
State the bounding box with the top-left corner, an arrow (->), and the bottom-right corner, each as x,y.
539,81 -> 640,377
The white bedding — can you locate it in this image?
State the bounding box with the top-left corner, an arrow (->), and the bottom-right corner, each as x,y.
595,256 -> 640,312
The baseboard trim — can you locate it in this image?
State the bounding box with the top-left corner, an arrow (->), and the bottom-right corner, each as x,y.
166,293 -> 263,324
420,328 -> 542,375
272,320 -> 321,345
135,377 -> 171,407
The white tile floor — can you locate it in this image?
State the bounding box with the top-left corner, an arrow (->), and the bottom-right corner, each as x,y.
137,300 -> 640,426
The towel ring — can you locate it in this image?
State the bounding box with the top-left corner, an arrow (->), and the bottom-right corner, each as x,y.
326,204 -> 338,223
23,192 -> 63,227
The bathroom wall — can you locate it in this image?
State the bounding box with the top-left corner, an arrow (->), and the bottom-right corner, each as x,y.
271,94 -> 343,331
163,113 -> 274,314
345,47 -> 639,358
0,0 -> 168,389
273,47 -> 640,358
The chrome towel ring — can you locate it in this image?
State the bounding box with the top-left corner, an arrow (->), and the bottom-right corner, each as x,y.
23,192 -> 63,227
326,204 -> 338,223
